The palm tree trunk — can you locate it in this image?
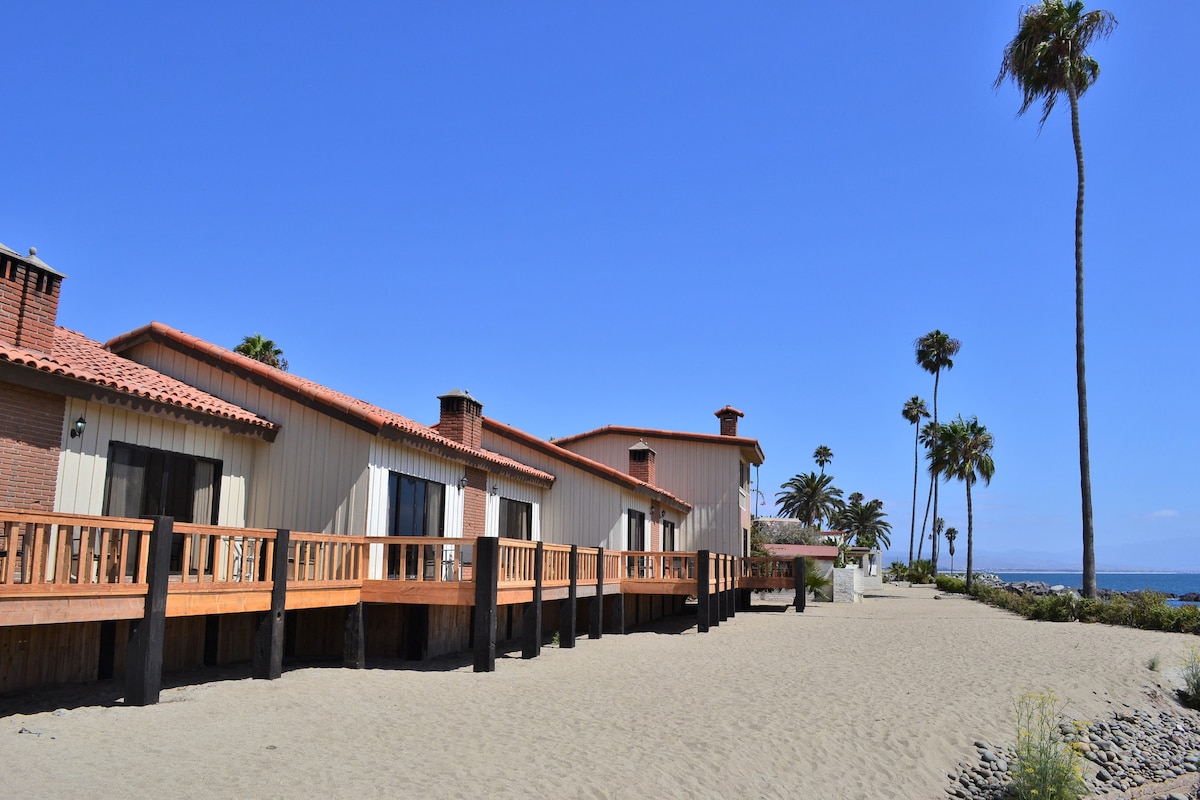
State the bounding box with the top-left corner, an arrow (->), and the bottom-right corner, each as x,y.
931,370 -> 940,576
909,426 -> 919,566
965,480 -> 974,593
916,478 -> 932,561
1069,85 -> 1097,600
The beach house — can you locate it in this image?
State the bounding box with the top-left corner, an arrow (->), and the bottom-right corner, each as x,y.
1,245 -> 773,695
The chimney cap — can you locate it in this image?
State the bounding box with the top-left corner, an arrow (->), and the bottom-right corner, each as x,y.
437,388 -> 483,407
628,440 -> 656,454
713,405 -> 744,419
0,242 -> 67,279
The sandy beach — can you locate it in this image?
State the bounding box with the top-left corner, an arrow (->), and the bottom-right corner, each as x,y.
3,585 -> 1198,800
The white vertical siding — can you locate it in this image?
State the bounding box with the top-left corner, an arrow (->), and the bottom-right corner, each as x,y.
485,475 -> 543,540
558,435 -> 745,555
482,431 -> 654,550
54,398 -> 254,527
125,343 -> 371,535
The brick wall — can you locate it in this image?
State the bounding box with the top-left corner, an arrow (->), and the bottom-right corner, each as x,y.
1,258 -> 61,354
463,467 -> 488,537
0,382 -> 64,509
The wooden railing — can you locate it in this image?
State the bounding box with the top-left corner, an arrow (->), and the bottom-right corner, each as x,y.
0,510 -> 155,587
373,536 -> 474,584
621,551 -> 698,581
290,531 -> 364,584
173,522 -> 277,586
542,543 -> 572,588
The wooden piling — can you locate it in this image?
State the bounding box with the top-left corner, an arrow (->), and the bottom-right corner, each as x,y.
559,545 -> 578,649
254,528 -> 290,679
697,549 -> 710,633
522,541 -> 544,659
794,556 -> 806,613
344,602 -> 365,669
125,515 -> 173,706
473,537 -> 499,673
588,547 -> 604,639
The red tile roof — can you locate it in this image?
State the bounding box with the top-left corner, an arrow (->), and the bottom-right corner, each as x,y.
482,417 -> 692,513
0,328 -> 278,435
553,424 -> 765,465
764,544 -> 840,559
105,322 -> 555,486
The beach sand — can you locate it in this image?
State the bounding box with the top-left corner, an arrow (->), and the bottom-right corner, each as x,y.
3,585 -> 1198,800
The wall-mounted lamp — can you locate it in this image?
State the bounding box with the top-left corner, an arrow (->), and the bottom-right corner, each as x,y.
490,485 -> 499,496
69,416 -> 86,439
660,510 -> 667,520
457,476 -> 469,490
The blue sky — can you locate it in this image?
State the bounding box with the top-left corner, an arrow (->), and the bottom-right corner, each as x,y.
3,3 -> 1196,570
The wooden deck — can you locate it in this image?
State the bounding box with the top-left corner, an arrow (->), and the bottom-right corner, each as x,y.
0,509 -> 803,697
0,510 -> 796,626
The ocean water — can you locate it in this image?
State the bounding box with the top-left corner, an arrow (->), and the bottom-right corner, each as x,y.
991,572 -> 1200,597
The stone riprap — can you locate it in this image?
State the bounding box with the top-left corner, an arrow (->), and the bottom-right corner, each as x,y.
946,709 -> 1200,799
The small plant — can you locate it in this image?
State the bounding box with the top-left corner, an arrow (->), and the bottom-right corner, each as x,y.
1179,648 -> 1200,709
1146,654 -> 1161,672
885,561 -> 907,582
550,631 -> 561,647
907,559 -> 933,584
1009,691 -> 1086,800
805,558 -> 832,601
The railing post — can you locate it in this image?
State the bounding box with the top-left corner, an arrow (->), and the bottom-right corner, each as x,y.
126,515 -> 173,706
589,547 -> 604,640
697,549 -> 710,633
473,536 -> 500,673
560,544 -> 578,649
522,541 -> 544,659
254,529 -> 290,679
794,556 -> 806,613
728,556 -> 737,619
718,556 -> 729,622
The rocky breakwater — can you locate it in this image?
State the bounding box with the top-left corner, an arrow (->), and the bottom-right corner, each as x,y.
946,709 -> 1200,799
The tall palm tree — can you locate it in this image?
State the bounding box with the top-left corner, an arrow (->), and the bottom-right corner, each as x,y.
944,526 -> 959,575
776,472 -> 844,530
933,415 -> 996,593
836,497 -> 892,551
996,1 -> 1115,600
915,329 -> 961,575
902,396 -> 930,565
235,333 -> 288,371
813,445 -> 834,475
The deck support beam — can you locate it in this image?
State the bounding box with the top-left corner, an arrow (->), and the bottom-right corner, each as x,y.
125,515 -> 173,706
522,541 -> 544,659
559,545 -> 578,649
254,528 -> 290,679
473,537 -> 499,673
344,602 -> 365,669
697,549 -> 710,633
794,556 -> 806,613
589,547 -> 604,639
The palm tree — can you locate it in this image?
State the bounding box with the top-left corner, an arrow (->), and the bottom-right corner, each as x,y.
235,333 -> 288,371
931,515 -> 945,572
776,472 -> 844,530
915,419 -> 939,562
813,445 -> 834,475
945,526 -> 959,575
837,497 -> 892,551
933,415 -> 996,592
902,396 -> 930,565
915,329 -> 961,575
996,1 -> 1116,600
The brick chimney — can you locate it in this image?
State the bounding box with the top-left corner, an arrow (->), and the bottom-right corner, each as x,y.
1,244 -> 65,355
714,405 -> 744,437
628,440 -> 656,485
437,389 -> 483,449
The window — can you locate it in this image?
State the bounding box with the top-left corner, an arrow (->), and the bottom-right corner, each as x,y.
662,520 -> 676,552
386,472 -> 446,579
102,443 -> 222,575
499,498 -> 532,540
627,509 -> 646,550
739,461 -> 750,490
103,443 -> 222,524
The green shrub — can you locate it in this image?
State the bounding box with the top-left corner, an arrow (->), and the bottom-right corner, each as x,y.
936,575 -> 967,594
1074,597 -> 1102,623
907,559 -> 933,584
1009,692 -> 1086,800
885,561 -> 907,582
805,558 -> 832,601
1180,648 -> 1200,710
1027,593 -> 1077,623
